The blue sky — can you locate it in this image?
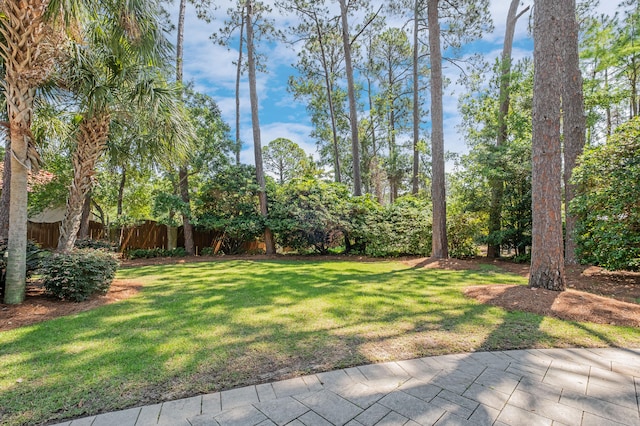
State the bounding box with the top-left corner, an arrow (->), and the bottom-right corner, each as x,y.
169,0 -> 618,169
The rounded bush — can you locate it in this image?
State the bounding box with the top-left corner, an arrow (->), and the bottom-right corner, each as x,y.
41,249 -> 119,302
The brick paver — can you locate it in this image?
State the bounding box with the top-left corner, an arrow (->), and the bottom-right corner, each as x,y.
52,348 -> 640,426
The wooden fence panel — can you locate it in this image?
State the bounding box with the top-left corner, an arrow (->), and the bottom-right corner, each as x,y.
26,220 -> 260,253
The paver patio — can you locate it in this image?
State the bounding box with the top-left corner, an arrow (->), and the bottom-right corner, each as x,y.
51,348 -> 640,426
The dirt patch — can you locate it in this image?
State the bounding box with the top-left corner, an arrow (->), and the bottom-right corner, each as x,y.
1,255 -> 638,333
0,279 -> 143,332
464,285 -> 640,328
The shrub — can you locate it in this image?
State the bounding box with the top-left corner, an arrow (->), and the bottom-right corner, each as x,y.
361,196 -> 432,257
268,179 -> 351,254
126,247 -> 187,259
571,117 -> 640,271
74,238 -> 117,251
196,165 -> 264,254
200,247 -> 215,256
447,212 -> 482,259
41,249 -> 119,302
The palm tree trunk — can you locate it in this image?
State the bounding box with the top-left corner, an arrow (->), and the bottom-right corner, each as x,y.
1,0 -> 49,304
0,142 -> 10,241
4,80 -> 36,303
78,192 -> 91,239
58,114 -> 110,253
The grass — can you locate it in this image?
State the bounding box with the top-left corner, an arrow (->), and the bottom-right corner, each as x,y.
1,259 -> 639,425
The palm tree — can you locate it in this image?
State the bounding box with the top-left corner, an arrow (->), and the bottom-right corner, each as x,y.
0,0 -> 65,303
57,0 -> 191,252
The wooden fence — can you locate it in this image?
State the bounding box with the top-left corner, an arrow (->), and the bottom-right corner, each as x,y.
26,220 -> 263,254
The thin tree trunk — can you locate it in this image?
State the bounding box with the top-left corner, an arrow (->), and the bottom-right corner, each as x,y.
58,115 -> 110,253
0,141 -> 10,241
320,57 -> 342,183
176,0 -> 194,255
117,166 -> 126,216
235,10 -> 245,166
487,0 -> 528,258
179,166 -> 194,254
338,0 -> 361,196
562,0 -> 585,265
427,0 -> 448,259
246,0 -> 275,255
530,0 -> 565,291
366,75 -> 383,203
411,0 -> 420,194
78,192 -> 91,239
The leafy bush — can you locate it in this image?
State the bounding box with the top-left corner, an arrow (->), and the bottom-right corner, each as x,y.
41,250 -> 119,302
126,247 -> 186,259
196,165 -> 264,254
447,212 -> 481,259
0,239 -> 44,299
74,238 -> 117,251
200,246 -> 215,256
571,117 -> 640,270
268,179 -> 351,254
360,196 -> 432,257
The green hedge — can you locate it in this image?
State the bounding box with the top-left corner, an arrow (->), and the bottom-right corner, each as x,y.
41,249 -> 119,302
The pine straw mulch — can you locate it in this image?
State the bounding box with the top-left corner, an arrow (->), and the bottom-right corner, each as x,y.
1,255 -> 639,333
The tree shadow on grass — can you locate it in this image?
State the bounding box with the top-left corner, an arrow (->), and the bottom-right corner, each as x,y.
0,259 -> 638,425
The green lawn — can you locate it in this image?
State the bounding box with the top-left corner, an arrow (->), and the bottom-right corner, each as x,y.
1,259 -> 638,425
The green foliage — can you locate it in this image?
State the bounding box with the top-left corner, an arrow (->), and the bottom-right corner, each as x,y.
571,117 -> 640,270
455,58 -> 533,256
200,247 -> 216,256
268,179 -> 351,254
153,192 -> 190,228
263,138 -> 311,184
126,247 -> 187,259
360,196 -> 432,257
447,212 -> 482,259
74,238 -> 117,251
41,250 -> 119,302
196,165 -> 264,254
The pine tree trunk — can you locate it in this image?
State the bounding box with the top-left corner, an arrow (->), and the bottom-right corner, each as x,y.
339,0 -> 361,195
58,115 -> 110,253
530,0 -> 565,291
411,0 -> 420,194
235,10 -> 245,166
175,0 -> 194,255
487,0 -> 522,259
0,143 -> 11,241
246,0 -> 275,254
561,0 -> 585,265
427,0 -> 448,259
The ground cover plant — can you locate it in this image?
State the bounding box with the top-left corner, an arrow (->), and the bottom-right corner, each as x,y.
1,260 -> 639,425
